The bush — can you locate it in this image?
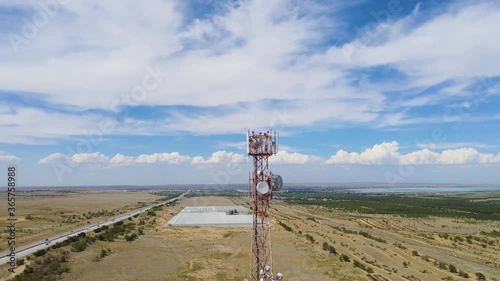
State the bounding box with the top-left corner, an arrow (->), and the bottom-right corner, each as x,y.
354,260 -> 374,273
125,233 -> 138,242
439,233 -> 449,239
16,258 -> 25,266
71,240 -> 88,252
340,254 -> 350,262
466,236 -> 473,244
24,265 -> 34,274
393,243 -> 407,250
278,221 -> 292,232
13,253 -> 70,281
458,270 -> 469,278
449,264 -> 457,273
33,249 -> 47,257
305,234 -> 315,242
100,249 -> 108,258
358,231 -> 387,243
322,242 -> 337,254
475,272 -> 486,280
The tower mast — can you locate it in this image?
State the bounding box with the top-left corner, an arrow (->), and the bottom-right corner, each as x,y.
246,130 -> 283,281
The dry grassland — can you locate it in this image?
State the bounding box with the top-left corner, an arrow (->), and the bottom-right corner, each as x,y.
1,192 -> 499,281
0,191 -> 159,249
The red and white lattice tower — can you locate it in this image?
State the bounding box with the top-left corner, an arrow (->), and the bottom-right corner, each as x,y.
246,130 -> 284,281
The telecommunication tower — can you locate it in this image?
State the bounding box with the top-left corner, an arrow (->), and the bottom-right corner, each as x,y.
246,130 -> 284,281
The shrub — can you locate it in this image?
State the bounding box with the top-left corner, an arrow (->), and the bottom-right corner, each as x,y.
305,234 -> 315,242
125,233 -> 138,242
458,270 -> 469,278
359,231 -> 387,243
13,253 -> 70,281
278,221 -> 292,232
340,254 -> 351,262
33,249 -> 47,257
71,240 -> 88,252
475,272 -> 486,280
438,261 -> 447,270
100,249 -> 108,258
24,265 -> 34,274
439,233 -> 449,239
354,260 -> 374,273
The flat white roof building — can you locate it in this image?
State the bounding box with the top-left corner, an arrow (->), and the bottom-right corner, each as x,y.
167,206 -> 252,227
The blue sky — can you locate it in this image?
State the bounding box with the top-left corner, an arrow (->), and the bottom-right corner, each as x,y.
1,0 -> 500,186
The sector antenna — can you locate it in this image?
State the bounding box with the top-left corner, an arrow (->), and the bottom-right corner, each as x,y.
246,130 -> 284,281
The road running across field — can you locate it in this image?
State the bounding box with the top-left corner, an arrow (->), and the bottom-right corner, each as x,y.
1,190 -> 189,265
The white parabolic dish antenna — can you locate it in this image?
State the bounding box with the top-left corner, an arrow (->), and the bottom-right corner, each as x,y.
256,181 -> 270,194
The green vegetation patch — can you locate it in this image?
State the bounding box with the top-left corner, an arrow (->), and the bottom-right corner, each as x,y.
285,192 -> 500,220
11,252 -> 70,281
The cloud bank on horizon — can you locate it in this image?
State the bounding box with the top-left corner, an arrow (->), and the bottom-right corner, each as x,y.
1,0 -> 500,185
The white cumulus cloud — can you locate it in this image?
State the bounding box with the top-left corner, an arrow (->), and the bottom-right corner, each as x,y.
40,151 -> 191,166
38,152 -> 68,164
326,142 -> 400,164
0,151 -> 21,162
327,142 -> 500,165
191,151 -> 246,164
134,152 -> 190,164
109,153 -> 135,166
269,150 -> 323,164
70,152 -> 110,164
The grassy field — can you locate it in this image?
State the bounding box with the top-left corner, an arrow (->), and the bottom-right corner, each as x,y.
1,190 -> 499,280
283,190 -> 500,220
0,190 -> 161,250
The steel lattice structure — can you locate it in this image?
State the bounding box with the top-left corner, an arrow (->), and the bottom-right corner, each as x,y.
246,130 -> 283,281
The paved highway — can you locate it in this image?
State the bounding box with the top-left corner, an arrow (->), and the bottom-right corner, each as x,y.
1,190 -> 189,265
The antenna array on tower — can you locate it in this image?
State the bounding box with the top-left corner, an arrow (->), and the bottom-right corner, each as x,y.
246,130 -> 284,281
